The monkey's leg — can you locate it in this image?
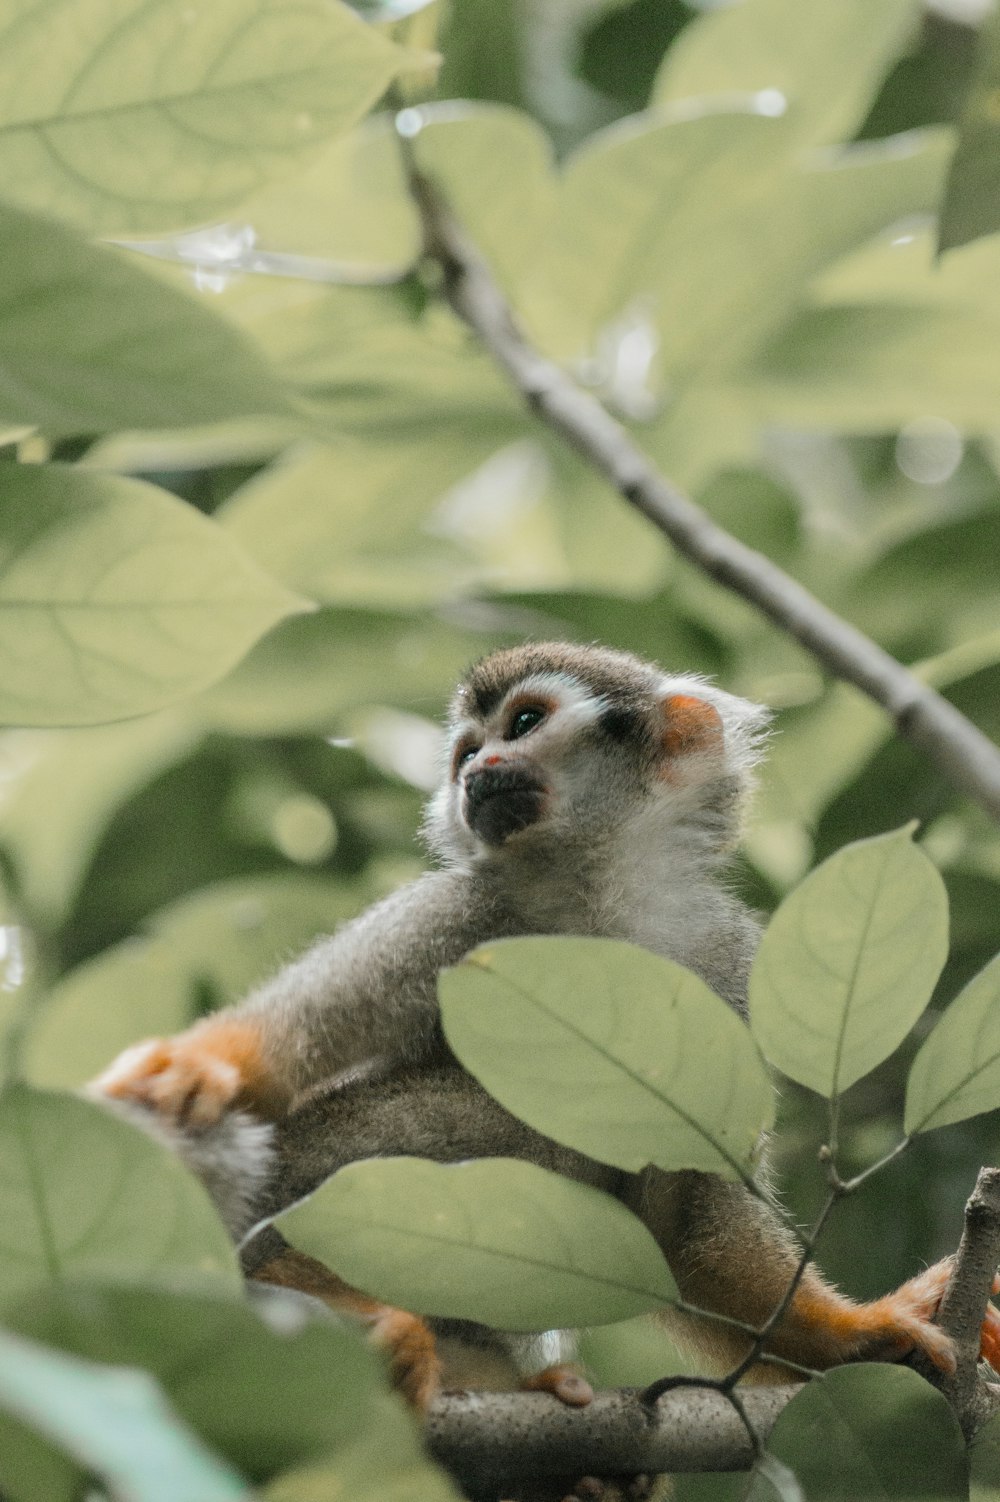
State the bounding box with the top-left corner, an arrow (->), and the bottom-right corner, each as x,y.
246,1065 -> 617,1407
626,1169 -> 1000,1377
248,1235 -> 443,1409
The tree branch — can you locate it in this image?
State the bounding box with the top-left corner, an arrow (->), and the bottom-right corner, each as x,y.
398,129 -> 1000,825
424,1385 -> 794,1498
916,1166 -> 1000,1438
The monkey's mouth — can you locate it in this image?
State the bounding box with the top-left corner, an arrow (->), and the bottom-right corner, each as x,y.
463,765 -> 548,846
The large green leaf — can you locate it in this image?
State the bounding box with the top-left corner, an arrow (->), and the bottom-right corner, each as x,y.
749,828 -> 949,1098
939,5 -> 1000,254
654,0 -> 917,148
744,1365 -> 966,1501
23,875 -> 360,1090
440,937 -> 773,1179
523,115 -> 947,377
0,465 -> 309,727
905,953 -> 1000,1134
0,1084 -> 239,1305
0,0 -> 401,233
5,1281 -> 391,1489
0,1328 -> 249,1502
0,203 -> 290,434
277,1156 -> 678,1329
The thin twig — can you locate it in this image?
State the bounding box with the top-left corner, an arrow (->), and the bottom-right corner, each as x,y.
397,122 -> 1000,825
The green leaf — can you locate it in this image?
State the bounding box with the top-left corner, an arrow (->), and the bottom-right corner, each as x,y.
0,1328 -> 249,1502
218,437 -> 499,608
198,606 -> 491,736
0,465 -> 309,727
744,1365 -> 967,1501
0,203 -> 290,435
0,0 -> 402,234
0,1084 -> 240,1304
263,1387 -> 462,1502
277,1156 -> 678,1329
6,1281 -> 389,1486
749,828 -> 949,1097
411,105 -> 555,298
440,937 -> 774,1179
746,302 -> 1000,433
905,953 -> 1000,1134
23,876 -> 360,1090
654,0 -> 917,148
939,7 -> 1000,254
970,1406 -> 1000,1502
0,714 -> 200,926
523,116 -> 947,376
234,116 -> 416,270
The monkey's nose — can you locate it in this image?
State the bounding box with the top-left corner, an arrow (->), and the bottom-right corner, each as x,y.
463,763 -> 547,845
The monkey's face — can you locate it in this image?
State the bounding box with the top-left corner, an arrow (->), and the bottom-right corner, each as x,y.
425,645 -> 768,869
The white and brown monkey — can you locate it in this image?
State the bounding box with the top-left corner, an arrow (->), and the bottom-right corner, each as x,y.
92,642 -> 1000,1405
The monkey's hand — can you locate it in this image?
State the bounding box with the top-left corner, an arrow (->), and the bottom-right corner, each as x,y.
791,1257 -> 1000,1374
91,1017 -> 291,1128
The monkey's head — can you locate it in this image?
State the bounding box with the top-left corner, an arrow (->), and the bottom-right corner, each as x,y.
424,642 -> 769,870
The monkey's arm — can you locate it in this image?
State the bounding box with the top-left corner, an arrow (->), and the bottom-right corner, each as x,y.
94,871 -> 519,1125
626,1168 -> 1000,1377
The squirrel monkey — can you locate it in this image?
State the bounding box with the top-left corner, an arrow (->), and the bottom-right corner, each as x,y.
92,642 -> 1000,1403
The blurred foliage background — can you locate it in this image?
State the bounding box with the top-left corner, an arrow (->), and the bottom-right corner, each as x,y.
3,0 -> 1000,1434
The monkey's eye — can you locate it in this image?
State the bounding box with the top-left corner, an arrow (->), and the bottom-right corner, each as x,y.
507,705 -> 546,741
454,743 -> 479,774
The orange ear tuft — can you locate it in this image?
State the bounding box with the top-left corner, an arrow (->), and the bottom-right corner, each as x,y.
661,694 -> 724,760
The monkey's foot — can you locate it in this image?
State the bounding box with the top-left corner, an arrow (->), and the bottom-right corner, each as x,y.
369,1307 -> 443,1411
521,1363 -> 594,1407
252,1246 -> 442,1410
815,1258 -> 1000,1373
90,1019 -> 288,1127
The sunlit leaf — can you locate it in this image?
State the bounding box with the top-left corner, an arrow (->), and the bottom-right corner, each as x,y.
277,1156 -> 677,1329
411,104 -> 555,297
23,876 -> 360,1090
0,1084 -> 239,1304
749,828 -> 949,1097
0,1328 -> 249,1502
905,953 -> 1000,1133
440,937 -> 773,1179
0,203 -> 290,436
654,0 -> 917,148
235,115 -> 416,270
0,465 -> 309,727
743,1366 -> 966,1501
6,1281 -> 388,1487
523,115 -> 947,376
0,0 -> 402,233
218,438 -> 493,608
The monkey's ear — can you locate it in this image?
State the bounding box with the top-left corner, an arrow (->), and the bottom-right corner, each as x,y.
660,693 -> 725,762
